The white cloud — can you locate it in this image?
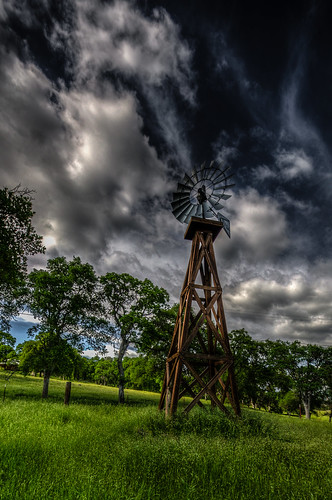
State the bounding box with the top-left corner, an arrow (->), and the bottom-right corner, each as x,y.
71,1 -> 194,101
275,148 -> 313,179
218,188 -> 289,264
0,1 -> 192,267
252,165 -> 277,181
225,263 -> 332,345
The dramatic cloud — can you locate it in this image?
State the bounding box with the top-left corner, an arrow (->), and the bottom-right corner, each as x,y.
226,264 -> 332,345
1,0 -> 331,347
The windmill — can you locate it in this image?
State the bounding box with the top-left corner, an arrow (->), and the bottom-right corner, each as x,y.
159,161 -> 241,417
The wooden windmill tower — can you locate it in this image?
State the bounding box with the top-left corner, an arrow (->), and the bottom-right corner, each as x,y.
159,162 -> 240,417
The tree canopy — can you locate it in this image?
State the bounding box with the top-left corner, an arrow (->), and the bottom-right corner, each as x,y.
25,256 -> 110,397
100,272 -> 169,403
0,331 -> 16,364
229,329 -> 331,418
0,186 -> 44,330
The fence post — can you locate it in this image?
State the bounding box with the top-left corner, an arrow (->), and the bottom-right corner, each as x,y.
64,381 -> 71,405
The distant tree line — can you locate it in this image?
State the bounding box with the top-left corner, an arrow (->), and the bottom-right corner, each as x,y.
3,329 -> 330,419
229,329 -> 331,420
0,185 -> 331,419
16,352 -> 165,394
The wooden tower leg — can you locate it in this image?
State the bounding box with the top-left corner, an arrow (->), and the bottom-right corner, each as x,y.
159,217 -> 241,417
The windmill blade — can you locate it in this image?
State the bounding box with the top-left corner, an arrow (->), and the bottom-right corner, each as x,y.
204,179 -> 214,191
182,204 -> 199,223
195,169 -> 203,182
209,198 -> 224,211
183,173 -> 195,187
171,197 -> 190,211
213,173 -> 234,187
217,213 -> 231,238
173,200 -> 192,219
205,163 -> 221,180
196,162 -> 207,181
204,201 -> 215,218
191,166 -> 199,183
196,204 -> 203,218
176,202 -> 196,223
213,193 -> 232,201
214,181 -> 235,190
211,192 -> 232,202
177,182 -> 191,193
173,192 -> 191,203
209,165 -> 232,182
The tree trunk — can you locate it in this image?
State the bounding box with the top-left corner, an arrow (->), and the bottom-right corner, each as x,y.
303,393 -> 311,419
117,339 -> 129,404
42,371 -> 50,399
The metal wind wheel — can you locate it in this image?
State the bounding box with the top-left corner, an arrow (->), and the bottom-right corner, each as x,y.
171,161 -> 234,237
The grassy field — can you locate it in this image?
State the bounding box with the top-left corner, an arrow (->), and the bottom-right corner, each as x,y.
0,372 -> 331,499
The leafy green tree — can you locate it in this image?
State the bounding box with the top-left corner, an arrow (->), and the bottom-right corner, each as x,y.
100,273 -> 169,403
0,331 -> 16,364
18,333 -> 79,396
94,358 -> 118,386
137,304 -> 178,361
229,331 -> 293,410
25,256 -> 109,397
320,346 -> 332,421
279,390 -> 301,416
288,342 -> 329,419
228,329 -> 265,407
71,355 -> 96,382
123,356 -> 164,392
229,330 -> 330,417
0,186 -> 44,330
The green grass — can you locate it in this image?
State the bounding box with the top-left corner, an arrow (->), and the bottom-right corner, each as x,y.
0,373 -> 331,499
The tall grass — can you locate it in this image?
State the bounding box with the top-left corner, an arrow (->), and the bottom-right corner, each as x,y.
0,373 -> 331,499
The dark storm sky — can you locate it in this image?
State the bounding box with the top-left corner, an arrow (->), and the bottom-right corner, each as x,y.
1,0 -> 332,346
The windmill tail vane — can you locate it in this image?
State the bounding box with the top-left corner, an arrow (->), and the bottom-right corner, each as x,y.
171,160 -> 234,237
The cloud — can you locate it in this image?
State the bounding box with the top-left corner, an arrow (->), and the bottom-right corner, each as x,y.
275,149 -> 313,179
225,265 -> 332,345
70,1 -> 194,100
217,188 -> 289,266
0,0 -> 195,267
1,1 -> 331,349
56,0 -> 195,166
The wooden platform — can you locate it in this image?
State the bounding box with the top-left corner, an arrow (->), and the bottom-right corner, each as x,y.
184,217 -> 223,241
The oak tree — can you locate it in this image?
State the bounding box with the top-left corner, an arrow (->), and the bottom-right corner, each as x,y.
0,331 -> 16,364
0,186 -> 44,330
100,273 -> 169,403
26,256 -> 109,397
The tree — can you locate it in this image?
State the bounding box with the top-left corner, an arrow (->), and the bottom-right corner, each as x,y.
94,358 -> 118,386
279,391 -> 301,416
137,304 -> 178,361
288,342 -> 328,419
229,331 -> 293,411
228,329 -> 266,407
25,256 -> 109,397
0,186 -> 45,330
320,346 -> 332,422
100,273 -> 169,403
0,331 -> 16,365
123,356 -> 164,392
18,333 -> 79,396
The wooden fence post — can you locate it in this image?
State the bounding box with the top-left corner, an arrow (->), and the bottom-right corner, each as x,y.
64,381 -> 71,405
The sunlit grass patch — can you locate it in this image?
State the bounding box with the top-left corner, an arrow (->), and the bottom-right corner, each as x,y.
0,374 -> 331,499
